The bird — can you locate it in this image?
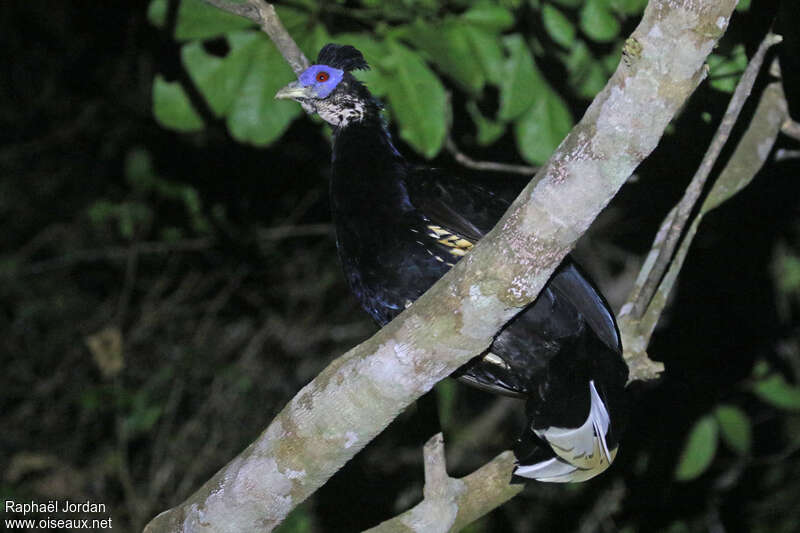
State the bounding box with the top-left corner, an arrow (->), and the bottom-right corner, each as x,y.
276,43 -> 629,482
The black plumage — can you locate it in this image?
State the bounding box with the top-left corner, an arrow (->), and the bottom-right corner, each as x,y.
276,44 -> 629,482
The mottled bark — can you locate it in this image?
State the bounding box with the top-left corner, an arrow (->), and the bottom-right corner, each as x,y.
364,435 -> 523,533
145,1 -> 739,532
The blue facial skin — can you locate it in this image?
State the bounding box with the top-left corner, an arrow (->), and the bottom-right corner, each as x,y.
298,65 -> 344,98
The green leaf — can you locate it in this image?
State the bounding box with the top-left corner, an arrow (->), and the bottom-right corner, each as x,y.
753,374 -> 800,411
124,148 -> 155,189
563,39 -> 591,76
707,44 -> 747,94
714,405 -> 752,455
384,41 -> 447,158
147,0 -> 167,28
550,0 -> 584,8
402,20 -> 485,94
562,40 -> 607,99
602,42 -> 624,74
463,3 -> 515,31
665,522 -> 691,533
542,4 -> 576,48
498,35 -> 545,121
752,359 -> 770,379
226,37 -> 301,145
152,75 -> 205,132
463,26 -> 506,86
333,34 -> 391,98
275,5 -> 315,41
295,19 -> 331,62
514,86 -> 572,164
181,31 -> 261,117
466,101 -> 506,146
168,0 -> 255,41
580,0 -> 621,43
332,34 -> 388,67
576,62 -> 607,99
675,415 -> 719,481
609,0 -> 648,16
736,0 -> 751,11
274,502 -> 314,533
773,244 -> 800,295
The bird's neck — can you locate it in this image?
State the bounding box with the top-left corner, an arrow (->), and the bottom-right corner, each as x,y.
330,114 -> 412,216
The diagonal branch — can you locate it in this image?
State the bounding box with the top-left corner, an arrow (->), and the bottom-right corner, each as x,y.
202,0 -> 309,75
144,1 -> 739,531
638,69 -> 789,346
619,36 -> 787,381
625,32 -> 783,323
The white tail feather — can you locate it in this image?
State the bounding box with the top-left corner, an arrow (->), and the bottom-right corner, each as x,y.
517,381 -> 615,482
513,457 -> 577,481
589,380 -> 611,462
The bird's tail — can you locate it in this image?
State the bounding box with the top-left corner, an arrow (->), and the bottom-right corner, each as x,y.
512,381 -> 618,483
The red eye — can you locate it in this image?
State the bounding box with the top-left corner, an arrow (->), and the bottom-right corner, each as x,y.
316,71 -> 330,82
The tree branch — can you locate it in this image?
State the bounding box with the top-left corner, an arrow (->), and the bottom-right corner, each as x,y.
775,148 -> 800,161
638,70 -> 789,343
202,0 -> 309,75
445,137 -> 539,176
781,118 -> 800,143
626,32 -> 783,322
364,434 -> 523,533
619,38 -> 788,381
145,1 -> 739,531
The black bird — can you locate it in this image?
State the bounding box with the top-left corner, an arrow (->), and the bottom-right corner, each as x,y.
276,44 -> 628,482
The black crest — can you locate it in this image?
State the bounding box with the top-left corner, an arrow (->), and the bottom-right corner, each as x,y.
316,44 -> 370,71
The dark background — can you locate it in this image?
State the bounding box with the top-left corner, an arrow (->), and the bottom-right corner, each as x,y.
2,1 -> 800,532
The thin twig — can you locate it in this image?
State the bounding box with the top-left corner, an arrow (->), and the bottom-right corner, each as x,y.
628,32 -> 783,320
445,137 -> 539,176
18,238 -> 211,275
202,0 -> 309,75
620,58 -> 789,382
638,71 -> 789,343
255,222 -> 332,241
14,224 -> 332,276
775,148 -> 800,162
116,245 -> 140,326
781,119 -> 800,143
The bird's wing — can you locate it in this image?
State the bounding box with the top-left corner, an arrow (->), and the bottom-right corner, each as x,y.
407,167 -> 621,356
406,167 -> 514,240
549,260 -> 622,355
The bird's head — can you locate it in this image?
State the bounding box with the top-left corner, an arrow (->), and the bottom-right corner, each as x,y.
275,43 -> 375,128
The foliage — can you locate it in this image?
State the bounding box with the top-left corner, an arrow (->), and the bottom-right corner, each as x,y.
674,414 -> 718,481
87,149 -> 213,240
147,0 -> 651,163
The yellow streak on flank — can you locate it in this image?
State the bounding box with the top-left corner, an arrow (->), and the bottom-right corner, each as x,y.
426,225 -> 474,257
